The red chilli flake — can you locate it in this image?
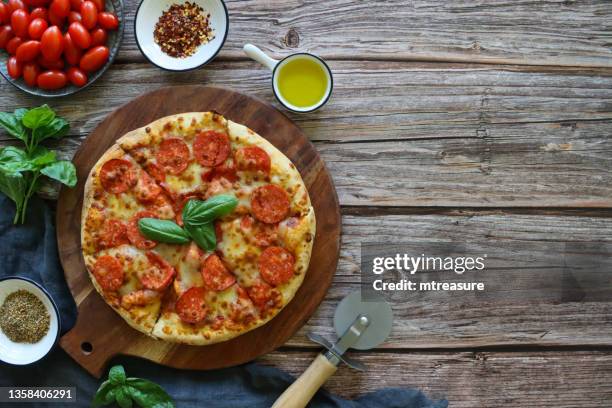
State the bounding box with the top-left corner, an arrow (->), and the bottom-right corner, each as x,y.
153,2 -> 215,58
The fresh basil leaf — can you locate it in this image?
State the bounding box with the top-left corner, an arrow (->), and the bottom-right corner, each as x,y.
34,117 -> 70,142
92,380 -> 118,408
182,194 -> 238,226
30,146 -> 57,167
21,104 -> 55,129
0,112 -> 27,142
126,378 -> 175,408
13,108 -> 28,121
109,365 -> 127,386
138,218 -> 190,244
0,147 -> 35,172
41,160 -> 77,187
184,222 -> 216,251
0,170 -> 26,205
0,146 -> 29,164
115,386 -> 133,408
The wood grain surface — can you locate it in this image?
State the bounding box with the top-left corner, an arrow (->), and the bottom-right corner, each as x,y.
1,0 -> 611,405
55,86 -> 341,377
116,1 -> 612,67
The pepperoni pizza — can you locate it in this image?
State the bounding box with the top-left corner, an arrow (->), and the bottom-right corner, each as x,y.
81,112 -> 315,345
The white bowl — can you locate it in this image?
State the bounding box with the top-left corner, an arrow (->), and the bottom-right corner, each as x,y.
135,0 -> 229,71
0,277 -> 60,365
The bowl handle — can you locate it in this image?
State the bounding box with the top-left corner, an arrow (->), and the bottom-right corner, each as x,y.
243,44 -> 279,70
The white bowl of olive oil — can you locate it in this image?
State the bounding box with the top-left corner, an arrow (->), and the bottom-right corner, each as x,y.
243,44 -> 333,113
0,277 -> 60,365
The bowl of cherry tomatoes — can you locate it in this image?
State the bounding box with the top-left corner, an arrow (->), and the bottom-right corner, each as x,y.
0,0 -> 123,97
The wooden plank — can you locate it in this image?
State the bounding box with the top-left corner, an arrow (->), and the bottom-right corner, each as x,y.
259,350 -> 612,407
111,0 -> 612,67
284,213 -> 612,348
0,62 -> 610,207
2,62 -> 610,143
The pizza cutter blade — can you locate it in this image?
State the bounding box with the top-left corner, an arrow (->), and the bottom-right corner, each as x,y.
271,290 -> 393,408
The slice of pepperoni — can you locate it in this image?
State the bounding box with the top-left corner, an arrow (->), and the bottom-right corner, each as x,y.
100,158 -> 137,194
246,282 -> 274,307
134,173 -> 162,203
235,146 -> 271,173
140,251 -> 176,291
98,219 -> 129,249
156,138 -> 190,175
251,184 -> 290,224
258,246 -> 295,286
176,287 -> 208,324
201,162 -> 237,183
201,254 -> 236,291
193,130 -> 231,167
93,255 -> 124,291
146,162 -> 166,183
214,220 -> 223,243
127,211 -> 158,249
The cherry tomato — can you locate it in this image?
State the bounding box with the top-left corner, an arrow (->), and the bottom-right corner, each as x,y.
40,26 -> 63,60
68,21 -> 90,48
62,32 -> 80,64
0,3 -> 9,25
37,69 -> 66,89
79,1 -> 97,29
8,0 -> 26,13
90,0 -> 103,11
50,0 -> 70,19
30,7 -> 48,21
10,9 -> 29,38
37,54 -> 64,69
90,27 -> 106,46
68,11 -> 81,23
48,9 -> 64,26
7,56 -> 22,78
26,0 -> 51,7
28,18 -> 48,39
22,62 -> 40,86
69,0 -> 83,10
79,44 -> 107,72
67,66 -> 87,86
97,11 -> 117,30
6,36 -> 22,54
15,40 -> 40,62
0,25 -> 13,49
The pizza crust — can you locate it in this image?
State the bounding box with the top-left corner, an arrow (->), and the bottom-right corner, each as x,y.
81,112 -> 316,345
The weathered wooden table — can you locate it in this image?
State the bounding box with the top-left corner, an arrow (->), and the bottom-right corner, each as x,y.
1,1 -> 611,406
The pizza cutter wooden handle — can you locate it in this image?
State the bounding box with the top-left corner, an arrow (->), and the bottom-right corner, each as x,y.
272,354 -> 337,408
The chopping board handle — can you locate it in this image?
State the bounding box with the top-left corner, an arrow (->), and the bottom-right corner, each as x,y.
271,353 -> 337,408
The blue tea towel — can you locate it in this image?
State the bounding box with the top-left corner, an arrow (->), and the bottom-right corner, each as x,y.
0,193 -> 448,408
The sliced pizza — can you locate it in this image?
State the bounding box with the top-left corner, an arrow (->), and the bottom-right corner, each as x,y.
81,112 -> 316,345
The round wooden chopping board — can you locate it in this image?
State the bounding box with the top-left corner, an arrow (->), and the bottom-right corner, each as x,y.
56,85 -> 341,378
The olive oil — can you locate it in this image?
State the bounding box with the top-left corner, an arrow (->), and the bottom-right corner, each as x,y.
276,57 -> 328,108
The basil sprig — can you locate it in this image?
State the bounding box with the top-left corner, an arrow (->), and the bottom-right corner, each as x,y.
92,365 -> 174,408
0,105 -> 76,224
138,194 -> 238,251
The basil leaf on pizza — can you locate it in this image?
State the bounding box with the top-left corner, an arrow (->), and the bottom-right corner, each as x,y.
138,218 -> 191,244
181,194 -> 238,226
183,221 -> 216,251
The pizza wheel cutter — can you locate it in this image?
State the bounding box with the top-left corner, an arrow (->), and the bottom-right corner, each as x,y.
272,290 -> 393,408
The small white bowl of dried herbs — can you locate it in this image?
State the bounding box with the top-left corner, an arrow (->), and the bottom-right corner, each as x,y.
0,277 -> 60,365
